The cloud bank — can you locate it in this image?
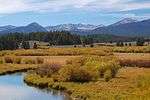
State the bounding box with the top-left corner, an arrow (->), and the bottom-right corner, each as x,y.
0,0 -> 150,14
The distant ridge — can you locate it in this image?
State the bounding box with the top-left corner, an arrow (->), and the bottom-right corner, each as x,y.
0,25 -> 16,32
0,22 -> 47,34
92,18 -> 150,36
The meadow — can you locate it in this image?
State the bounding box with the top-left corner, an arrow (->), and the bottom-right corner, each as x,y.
0,46 -> 150,100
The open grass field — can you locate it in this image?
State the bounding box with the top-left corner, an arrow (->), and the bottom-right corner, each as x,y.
115,53 -> 150,60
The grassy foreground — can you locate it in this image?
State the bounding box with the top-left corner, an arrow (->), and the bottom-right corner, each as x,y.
24,54 -> 150,100
24,67 -> 150,100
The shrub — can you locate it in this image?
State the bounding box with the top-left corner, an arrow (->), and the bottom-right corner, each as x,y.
22,58 -> 36,64
36,63 -> 62,77
99,62 -> 108,78
32,56 -> 121,82
104,70 -> 112,82
3,56 -> 22,64
99,61 -> 120,78
4,56 -> 13,63
36,57 -> 44,64
66,56 -> 120,82
13,57 -> 22,64
58,65 -> 94,82
108,61 -> 120,78
0,58 -> 4,64
70,67 -> 93,82
66,57 -> 86,66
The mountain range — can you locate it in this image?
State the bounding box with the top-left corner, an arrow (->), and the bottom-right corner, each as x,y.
0,18 -> 150,37
45,24 -> 104,32
92,18 -> 150,37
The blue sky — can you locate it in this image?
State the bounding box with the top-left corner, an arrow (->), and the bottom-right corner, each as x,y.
0,0 -> 150,26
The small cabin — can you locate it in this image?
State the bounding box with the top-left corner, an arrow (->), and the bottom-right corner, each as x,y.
18,41 -> 39,49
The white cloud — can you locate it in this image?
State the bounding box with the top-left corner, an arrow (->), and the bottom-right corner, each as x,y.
0,0 -> 150,14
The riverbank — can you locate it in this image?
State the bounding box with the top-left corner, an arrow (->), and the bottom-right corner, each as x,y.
0,64 -> 37,75
24,67 -> 150,100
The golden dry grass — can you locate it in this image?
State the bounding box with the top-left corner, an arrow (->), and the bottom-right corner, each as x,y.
20,56 -> 80,65
115,53 -> 150,60
115,53 -> 150,67
0,64 -> 37,75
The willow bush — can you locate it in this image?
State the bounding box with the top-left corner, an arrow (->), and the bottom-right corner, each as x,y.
34,56 -> 121,82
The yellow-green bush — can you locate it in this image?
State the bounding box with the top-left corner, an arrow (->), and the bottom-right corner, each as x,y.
26,56 -> 121,83
99,61 -> 120,80
22,58 -> 36,64
0,58 -> 4,64
66,56 -> 86,66
58,56 -> 120,82
13,57 -> 22,64
57,65 -> 96,82
104,70 -> 112,82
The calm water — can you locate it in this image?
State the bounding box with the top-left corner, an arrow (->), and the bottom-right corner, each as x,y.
0,73 -> 69,100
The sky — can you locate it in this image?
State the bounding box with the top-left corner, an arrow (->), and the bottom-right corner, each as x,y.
0,0 -> 150,26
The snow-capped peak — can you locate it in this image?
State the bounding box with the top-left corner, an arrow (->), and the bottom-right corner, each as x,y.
111,18 -> 138,26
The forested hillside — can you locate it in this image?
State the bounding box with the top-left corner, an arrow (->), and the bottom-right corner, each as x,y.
0,31 -> 81,50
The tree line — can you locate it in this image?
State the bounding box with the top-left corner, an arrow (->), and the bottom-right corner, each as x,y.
0,32 -> 148,50
0,31 -> 81,50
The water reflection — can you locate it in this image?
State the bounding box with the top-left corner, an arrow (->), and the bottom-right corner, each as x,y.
0,73 -> 69,100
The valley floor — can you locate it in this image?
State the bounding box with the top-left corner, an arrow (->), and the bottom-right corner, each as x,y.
0,48 -> 149,100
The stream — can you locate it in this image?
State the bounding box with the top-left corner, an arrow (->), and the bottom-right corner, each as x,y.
0,73 -> 69,100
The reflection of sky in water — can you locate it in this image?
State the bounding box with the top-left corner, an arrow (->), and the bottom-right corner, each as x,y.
0,73 -> 66,100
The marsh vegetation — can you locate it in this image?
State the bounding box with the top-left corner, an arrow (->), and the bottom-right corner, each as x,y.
0,46 -> 149,100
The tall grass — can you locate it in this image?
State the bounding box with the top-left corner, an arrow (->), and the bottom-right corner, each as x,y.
136,75 -> 150,88
113,46 -> 150,53
3,56 -> 44,64
12,48 -> 113,56
119,59 -> 150,68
